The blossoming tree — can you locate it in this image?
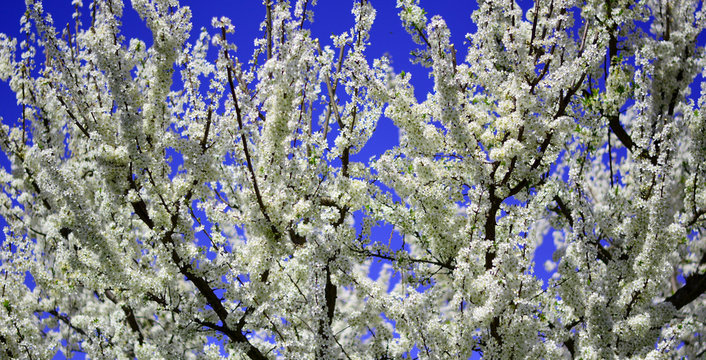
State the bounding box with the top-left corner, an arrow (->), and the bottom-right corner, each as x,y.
0,0 -> 704,358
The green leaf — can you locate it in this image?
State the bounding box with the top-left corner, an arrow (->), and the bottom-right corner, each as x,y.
2,299 -> 11,313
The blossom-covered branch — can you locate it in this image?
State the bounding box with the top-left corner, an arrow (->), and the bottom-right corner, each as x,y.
0,0 -> 704,359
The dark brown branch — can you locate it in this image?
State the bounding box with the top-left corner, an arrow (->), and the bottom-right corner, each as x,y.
565,338 -> 576,358
315,262 -> 339,356
665,269 -> 706,310
499,127 -> 524,187
484,188 -> 500,271
351,246 -> 455,271
298,0 -> 310,30
553,196 -> 573,227
57,95 -> 90,139
165,224 -> 267,360
324,264 -> 337,324
687,209 -> 706,227
265,1 -> 273,59
47,310 -> 88,337
21,79 -> 26,144
104,289 -> 144,344
412,23 -> 432,49
146,290 -> 272,359
528,0 -> 540,56
0,334 -> 14,359
608,126 -> 614,187
127,165 -> 154,229
195,319 -> 267,360
125,180 -> 266,359
317,42 -> 346,142
608,115 -> 635,151
221,27 -> 279,239
489,316 -> 502,346
200,107 -> 212,151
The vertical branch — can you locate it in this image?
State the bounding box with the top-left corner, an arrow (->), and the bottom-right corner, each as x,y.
74,3 -> 80,54
221,27 -> 279,237
266,0 -> 273,60
608,126 -> 614,187
299,0 -> 310,30
528,0 -> 540,56
21,77 -> 26,145
316,262 -> 338,357
318,42 -> 346,143
66,24 -> 75,61
324,264 -> 337,324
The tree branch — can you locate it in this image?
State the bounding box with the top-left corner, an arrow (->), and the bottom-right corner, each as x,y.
104,289 -> 144,345
221,27 -> 280,239
665,266 -> 706,310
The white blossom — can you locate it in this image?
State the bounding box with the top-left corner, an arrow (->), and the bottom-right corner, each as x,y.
0,0 -> 704,359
